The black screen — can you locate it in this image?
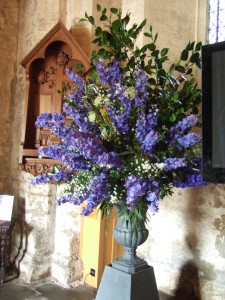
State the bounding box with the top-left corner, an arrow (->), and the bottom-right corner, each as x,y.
202,41 -> 225,183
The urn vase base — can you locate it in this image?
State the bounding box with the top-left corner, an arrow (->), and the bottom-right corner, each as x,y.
112,256 -> 149,273
96,264 -> 159,300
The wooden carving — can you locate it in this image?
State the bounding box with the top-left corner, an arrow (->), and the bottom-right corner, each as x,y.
20,21 -> 89,175
22,158 -> 61,176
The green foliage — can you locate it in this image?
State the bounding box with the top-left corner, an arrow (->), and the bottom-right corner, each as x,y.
81,5 -> 202,132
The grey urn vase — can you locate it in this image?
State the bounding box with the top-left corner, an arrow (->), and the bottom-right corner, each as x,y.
112,204 -> 149,274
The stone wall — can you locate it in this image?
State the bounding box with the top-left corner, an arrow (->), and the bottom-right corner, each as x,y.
1,0 -> 225,298
0,0 -> 19,192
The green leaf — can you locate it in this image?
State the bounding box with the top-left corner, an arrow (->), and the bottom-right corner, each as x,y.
122,14 -> 130,27
100,14 -> 108,21
154,33 -> 158,43
97,4 -> 101,11
180,49 -> 188,61
186,41 -> 195,51
186,68 -> 193,75
92,37 -> 101,44
161,48 -> 169,56
175,65 -> 186,73
110,7 -> 118,14
95,26 -> 102,36
97,48 -> 110,57
178,107 -> 184,114
157,69 -> 167,78
139,19 -> 147,29
144,32 -> 152,38
190,52 -> 200,64
151,50 -> 159,58
80,18 -> 87,22
112,19 -> 121,28
195,41 -> 202,51
196,61 -> 201,69
111,170 -> 120,179
170,114 -> 176,122
119,151 -> 134,156
53,164 -> 61,173
88,16 -> 95,25
158,134 -> 164,141
147,43 -> 156,51
148,78 -> 156,85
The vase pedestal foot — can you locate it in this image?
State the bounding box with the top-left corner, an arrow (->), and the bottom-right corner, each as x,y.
96,264 -> 159,300
112,257 -> 149,274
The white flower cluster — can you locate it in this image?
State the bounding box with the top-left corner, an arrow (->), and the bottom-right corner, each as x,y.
109,185 -> 125,204
88,111 -> 96,122
154,163 -> 165,170
124,87 -> 136,100
101,127 -> 109,139
128,158 -> 162,177
93,96 -> 103,107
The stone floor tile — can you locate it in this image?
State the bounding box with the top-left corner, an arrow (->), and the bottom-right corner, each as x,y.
0,281 -> 174,300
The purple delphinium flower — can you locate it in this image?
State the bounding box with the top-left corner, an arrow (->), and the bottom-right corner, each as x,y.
96,152 -> 122,169
177,132 -> 201,149
164,157 -> 186,172
31,169 -> 70,185
125,175 -> 150,207
35,112 -> 76,140
57,193 -> 85,206
165,115 -> 199,150
63,131 -> 106,162
136,109 -> 159,156
173,173 -> 207,188
166,115 -> 198,140
125,175 -> 160,212
136,109 -> 158,143
38,144 -> 91,172
135,69 -> 148,107
65,69 -> 86,96
93,58 -> 122,85
81,172 -> 111,216
35,113 -> 65,129
147,194 -> 159,215
63,102 -> 100,135
106,84 -> 132,134
30,174 -> 52,185
146,178 -> 160,214
173,159 -> 206,188
63,70 -> 100,135
141,130 -> 158,156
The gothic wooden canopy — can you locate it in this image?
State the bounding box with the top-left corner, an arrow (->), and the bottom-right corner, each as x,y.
20,21 -> 89,175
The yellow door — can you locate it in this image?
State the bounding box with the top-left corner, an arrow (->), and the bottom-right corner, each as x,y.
80,207 -> 123,288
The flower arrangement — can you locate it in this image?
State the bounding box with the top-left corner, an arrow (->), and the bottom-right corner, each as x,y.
31,5 -> 206,222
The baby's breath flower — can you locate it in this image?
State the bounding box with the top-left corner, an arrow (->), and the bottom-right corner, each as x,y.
124,87 -> 136,100
88,111 -> 96,122
101,128 -> 108,139
93,96 -> 103,107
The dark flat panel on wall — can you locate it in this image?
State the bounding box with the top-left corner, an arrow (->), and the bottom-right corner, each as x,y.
202,40 -> 225,183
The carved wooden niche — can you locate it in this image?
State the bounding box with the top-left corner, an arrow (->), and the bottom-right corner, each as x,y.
20,21 -> 89,175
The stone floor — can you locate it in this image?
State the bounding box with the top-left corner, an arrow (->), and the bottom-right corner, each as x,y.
0,281 -> 174,300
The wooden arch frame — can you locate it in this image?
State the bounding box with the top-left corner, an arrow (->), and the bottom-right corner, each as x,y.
20,21 -> 90,175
